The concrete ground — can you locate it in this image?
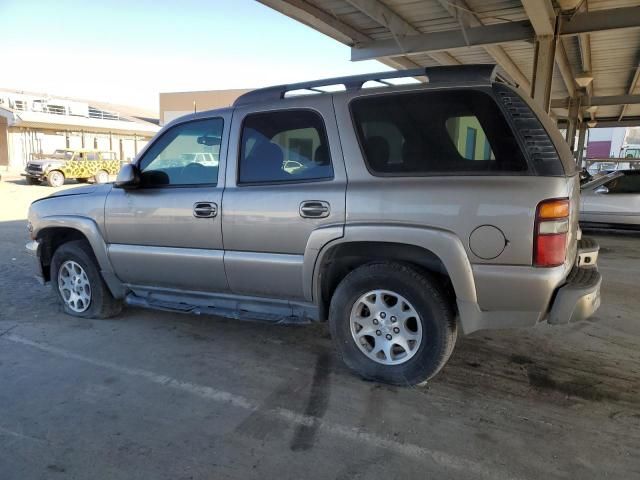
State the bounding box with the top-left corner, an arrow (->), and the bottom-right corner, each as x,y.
1,178 -> 639,480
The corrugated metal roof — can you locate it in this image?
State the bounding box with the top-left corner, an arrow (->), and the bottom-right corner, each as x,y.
261,0 -> 640,125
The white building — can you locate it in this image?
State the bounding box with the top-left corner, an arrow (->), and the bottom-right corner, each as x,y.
0,89 -> 160,172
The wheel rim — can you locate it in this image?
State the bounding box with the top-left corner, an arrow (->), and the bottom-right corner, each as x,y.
51,172 -> 62,186
96,171 -> 108,183
350,289 -> 423,366
57,260 -> 91,313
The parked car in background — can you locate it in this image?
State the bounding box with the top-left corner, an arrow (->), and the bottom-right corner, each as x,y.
23,149 -> 122,187
580,170 -> 640,229
26,66 -> 601,385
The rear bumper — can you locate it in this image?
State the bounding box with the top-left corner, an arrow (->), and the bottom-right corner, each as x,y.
547,265 -> 601,324
459,237 -> 601,333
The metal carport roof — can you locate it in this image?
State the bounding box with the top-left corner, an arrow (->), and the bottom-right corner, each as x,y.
258,0 -> 640,130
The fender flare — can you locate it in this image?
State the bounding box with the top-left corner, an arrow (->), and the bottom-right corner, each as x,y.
37,215 -> 126,298
310,223 -> 479,307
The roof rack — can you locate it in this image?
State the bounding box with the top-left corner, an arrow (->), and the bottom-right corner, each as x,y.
233,64 -> 498,107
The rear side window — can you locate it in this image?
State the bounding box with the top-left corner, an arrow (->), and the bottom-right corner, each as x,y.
239,110 -> 333,184
351,89 -> 528,175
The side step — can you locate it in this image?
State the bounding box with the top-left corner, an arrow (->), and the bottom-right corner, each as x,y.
577,237 -> 599,268
124,292 -> 312,324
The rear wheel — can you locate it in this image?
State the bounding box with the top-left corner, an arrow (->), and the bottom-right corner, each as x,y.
25,176 -> 40,185
94,170 -> 109,184
51,240 -> 122,318
46,170 -> 65,187
329,262 -> 457,386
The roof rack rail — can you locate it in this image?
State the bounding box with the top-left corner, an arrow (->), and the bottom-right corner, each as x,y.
233,64 -> 498,107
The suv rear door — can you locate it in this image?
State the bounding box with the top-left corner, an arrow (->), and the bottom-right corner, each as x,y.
104,113 -> 230,293
222,96 -> 346,301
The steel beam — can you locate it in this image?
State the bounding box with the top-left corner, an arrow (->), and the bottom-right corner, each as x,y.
257,0 -> 421,70
559,6 -> 640,36
351,20 -> 535,61
523,0 -> 576,100
566,96 -> 581,149
531,35 -> 556,112
344,0 -> 460,66
619,64 -> 640,120
521,0 -> 556,36
435,0 -> 530,90
576,122 -> 587,165
350,5 -> 640,61
558,116 -> 640,128
551,94 -> 640,108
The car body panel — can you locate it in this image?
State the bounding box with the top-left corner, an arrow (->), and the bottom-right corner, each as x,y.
580,170 -> 640,227
103,110 -> 232,293
25,149 -> 122,181
26,68 -> 599,334
222,94 -> 347,301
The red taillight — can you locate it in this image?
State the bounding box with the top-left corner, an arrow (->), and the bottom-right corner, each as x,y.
534,199 -> 569,267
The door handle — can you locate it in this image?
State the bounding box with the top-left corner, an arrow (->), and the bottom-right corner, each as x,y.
299,200 -> 330,218
193,202 -> 217,218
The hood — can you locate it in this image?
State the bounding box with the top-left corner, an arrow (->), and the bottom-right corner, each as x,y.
27,158 -> 66,167
31,184 -> 111,203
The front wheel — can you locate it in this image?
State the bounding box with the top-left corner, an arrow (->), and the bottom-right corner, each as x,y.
51,240 -> 122,318
46,170 -> 65,187
329,262 -> 457,386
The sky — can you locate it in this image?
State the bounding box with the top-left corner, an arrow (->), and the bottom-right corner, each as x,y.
0,0 -> 389,113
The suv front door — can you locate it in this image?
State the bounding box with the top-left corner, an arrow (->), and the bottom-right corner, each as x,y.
104,114 -> 230,293
223,96 -> 346,301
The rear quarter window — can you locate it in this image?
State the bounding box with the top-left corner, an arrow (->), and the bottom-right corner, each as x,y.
350,89 -> 528,176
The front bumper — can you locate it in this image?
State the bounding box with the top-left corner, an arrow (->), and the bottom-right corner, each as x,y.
25,240 -> 45,285
547,239 -> 602,325
22,172 -> 44,180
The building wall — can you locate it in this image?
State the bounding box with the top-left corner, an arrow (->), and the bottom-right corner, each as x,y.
0,117 -> 8,167
159,89 -> 252,125
5,127 -> 151,170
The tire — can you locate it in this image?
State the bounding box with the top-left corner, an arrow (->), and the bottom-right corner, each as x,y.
25,176 -> 40,185
46,170 -> 65,187
329,262 -> 457,386
51,240 -> 122,319
94,170 -> 109,184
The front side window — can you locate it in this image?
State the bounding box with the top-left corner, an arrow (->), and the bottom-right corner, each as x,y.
138,118 -> 223,186
351,89 -> 527,175
239,110 -> 333,184
86,152 -> 99,161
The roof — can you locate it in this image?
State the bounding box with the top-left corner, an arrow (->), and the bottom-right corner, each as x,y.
233,64 -> 500,106
259,0 -> 640,127
0,88 -> 160,136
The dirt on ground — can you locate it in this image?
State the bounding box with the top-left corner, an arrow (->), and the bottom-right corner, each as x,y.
0,178 -> 639,480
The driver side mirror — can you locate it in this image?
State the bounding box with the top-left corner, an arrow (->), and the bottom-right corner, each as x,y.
594,185 -> 609,194
114,163 -> 141,189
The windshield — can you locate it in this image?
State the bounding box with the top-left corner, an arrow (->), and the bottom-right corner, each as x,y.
581,171 -> 619,189
51,149 -> 74,159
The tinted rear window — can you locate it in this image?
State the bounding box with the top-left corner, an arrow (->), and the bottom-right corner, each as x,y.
351,89 -> 528,175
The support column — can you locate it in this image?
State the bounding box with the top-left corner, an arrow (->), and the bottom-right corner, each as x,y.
531,35 -> 556,112
566,96 -> 581,151
576,122 -> 587,166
